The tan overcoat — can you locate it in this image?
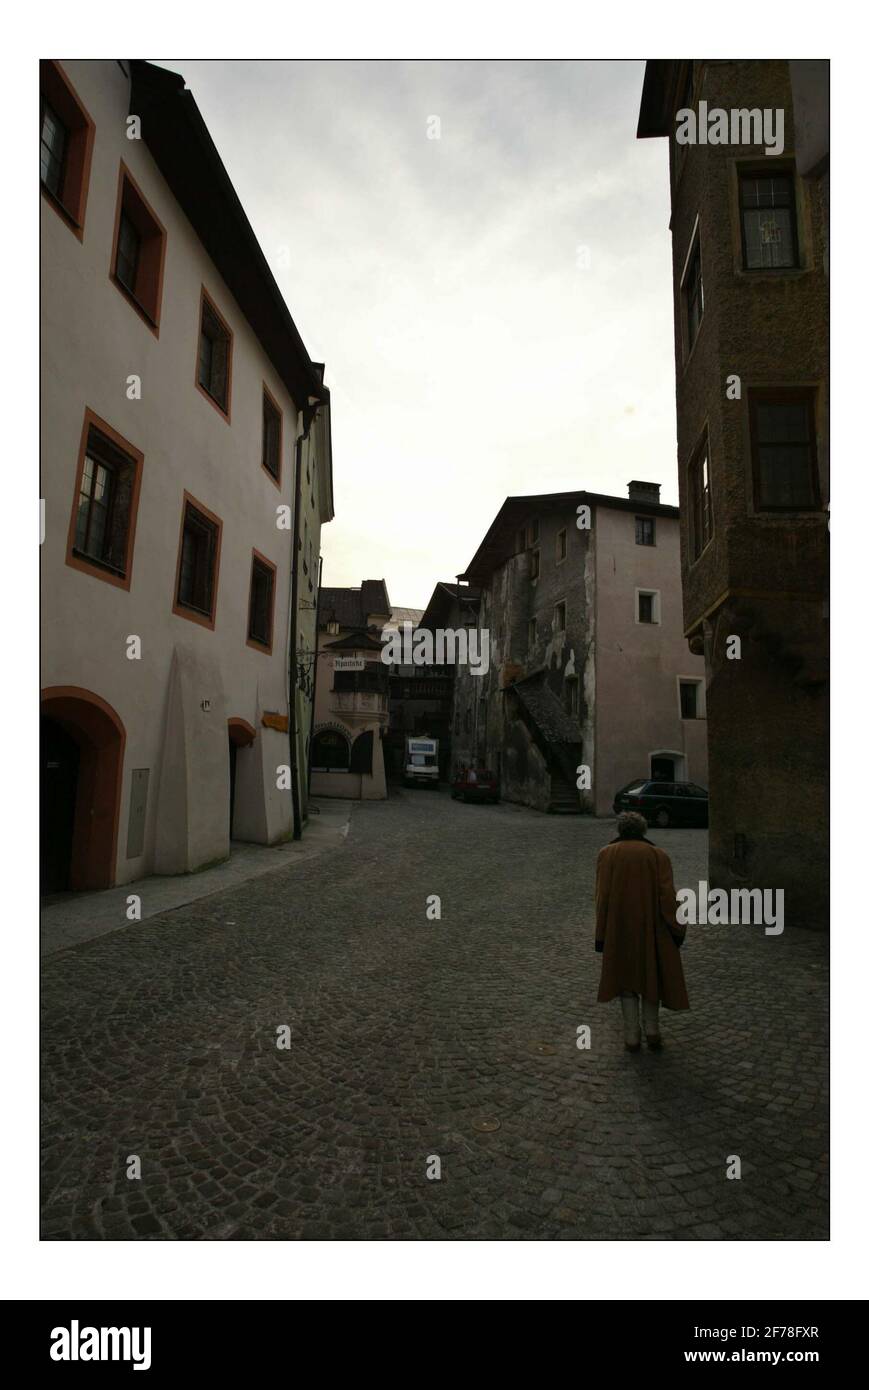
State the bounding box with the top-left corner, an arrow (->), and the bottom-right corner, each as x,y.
595,837 -> 689,1010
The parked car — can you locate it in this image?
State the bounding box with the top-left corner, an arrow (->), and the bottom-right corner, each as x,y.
451,766 -> 500,804
612,779 -> 709,828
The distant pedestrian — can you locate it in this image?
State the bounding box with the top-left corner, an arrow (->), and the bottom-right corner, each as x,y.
594,810 -> 689,1052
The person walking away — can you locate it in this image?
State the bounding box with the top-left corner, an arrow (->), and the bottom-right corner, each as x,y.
595,811 -> 689,1052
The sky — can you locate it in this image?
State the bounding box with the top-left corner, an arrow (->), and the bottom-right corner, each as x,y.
162,60 -> 676,610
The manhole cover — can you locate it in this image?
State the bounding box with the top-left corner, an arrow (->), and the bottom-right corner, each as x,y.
528,1041 -> 557,1056
472,1117 -> 501,1133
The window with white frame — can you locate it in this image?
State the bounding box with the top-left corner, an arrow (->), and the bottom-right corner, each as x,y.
678,677 -> 706,719
636,589 -> 661,624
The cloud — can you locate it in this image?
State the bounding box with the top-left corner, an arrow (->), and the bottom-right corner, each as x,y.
162,59 -> 675,607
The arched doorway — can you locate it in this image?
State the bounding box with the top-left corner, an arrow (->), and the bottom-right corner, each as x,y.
649,750 -> 685,782
41,687 -> 125,893
227,717 -> 256,839
311,727 -> 351,772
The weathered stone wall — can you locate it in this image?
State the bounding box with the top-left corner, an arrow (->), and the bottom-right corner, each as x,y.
456,504 -> 593,808
667,60 -> 829,926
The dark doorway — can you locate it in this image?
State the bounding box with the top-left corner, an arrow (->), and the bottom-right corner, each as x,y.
41,718 -> 80,893
227,718 -> 256,841
349,729 -> 374,775
651,756 -> 676,780
40,687 -> 125,892
228,736 -> 238,838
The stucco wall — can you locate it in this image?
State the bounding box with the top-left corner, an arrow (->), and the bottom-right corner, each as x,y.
593,506 -> 708,813
41,60 -> 320,883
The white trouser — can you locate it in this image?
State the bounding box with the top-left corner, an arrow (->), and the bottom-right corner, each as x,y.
619,993 -> 660,1041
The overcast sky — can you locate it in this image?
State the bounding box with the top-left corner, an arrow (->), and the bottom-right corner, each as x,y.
162,60 -> 676,610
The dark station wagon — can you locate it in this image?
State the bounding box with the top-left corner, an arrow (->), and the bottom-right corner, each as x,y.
612,779 -> 709,829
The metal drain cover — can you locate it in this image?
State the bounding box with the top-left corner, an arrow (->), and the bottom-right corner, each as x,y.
528,1041 -> 557,1056
472,1117 -> 501,1133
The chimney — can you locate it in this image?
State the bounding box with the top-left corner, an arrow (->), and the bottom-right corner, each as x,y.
628,480 -> 661,504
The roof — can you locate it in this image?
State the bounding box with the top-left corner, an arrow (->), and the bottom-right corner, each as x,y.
637,60 -> 681,138
129,61 -> 328,415
324,629 -> 384,652
319,580 -> 391,629
460,490 -> 679,584
511,672 -> 581,746
418,582 -> 481,633
384,607 -> 424,629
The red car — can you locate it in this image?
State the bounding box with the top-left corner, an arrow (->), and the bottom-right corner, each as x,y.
450,766 -> 500,804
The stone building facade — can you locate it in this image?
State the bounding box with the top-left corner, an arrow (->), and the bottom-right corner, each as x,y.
456,485 -> 708,815
40,60 -> 334,892
637,60 -> 829,927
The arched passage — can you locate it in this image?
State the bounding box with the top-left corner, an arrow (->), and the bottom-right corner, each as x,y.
311,727 -> 350,771
41,686 -> 126,893
227,717 -> 256,838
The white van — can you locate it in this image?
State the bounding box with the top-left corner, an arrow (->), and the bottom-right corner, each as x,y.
403,737 -> 439,788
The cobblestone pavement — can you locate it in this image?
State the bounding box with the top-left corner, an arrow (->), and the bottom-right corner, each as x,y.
41,789 -> 828,1241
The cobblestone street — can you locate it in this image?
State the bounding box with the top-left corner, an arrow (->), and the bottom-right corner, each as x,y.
41,790 -> 828,1241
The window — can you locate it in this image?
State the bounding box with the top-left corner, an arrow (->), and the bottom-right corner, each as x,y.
680,682 -> 697,718
311,729 -> 350,771
566,679 -> 579,717
529,519 -> 539,544
635,516 -> 655,546
197,289 -> 233,419
115,212 -> 140,294
247,552 -> 276,652
555,528 -> 567,563
636,590 -> 661,624
110,165 -> 167,331
682,233 -> 704,355
262,387 -> 282,482
528,617 -> 537,648
66,411 -> 143,590
749,390 -> 820,511
39,61 -> 95,237
740,171 -> 798,271
334,668 -> 387,695
516,527 -> 526,553
530,550 -> 540,580
679,679 -> 706,719
554,601 -> 566,632
40,98 -> 66,199
688,437 -> 713,560
174,495 -> 221,628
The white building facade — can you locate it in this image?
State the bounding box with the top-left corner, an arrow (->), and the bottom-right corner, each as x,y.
40,59 -> 334,891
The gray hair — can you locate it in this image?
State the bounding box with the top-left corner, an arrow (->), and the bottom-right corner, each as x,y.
617,811 -> 648,839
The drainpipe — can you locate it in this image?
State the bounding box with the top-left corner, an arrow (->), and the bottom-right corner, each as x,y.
307,552 -> 324,797
287,398 -> 320,840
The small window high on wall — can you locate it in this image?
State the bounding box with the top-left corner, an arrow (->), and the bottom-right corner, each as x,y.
197,289 -> 233,419
40,61 -> 95,238
110,164 -> 167,333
